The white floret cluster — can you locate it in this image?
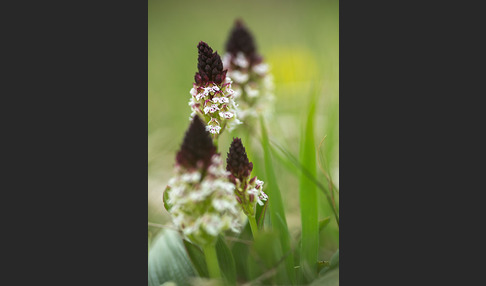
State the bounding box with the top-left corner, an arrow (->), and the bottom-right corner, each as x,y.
188,77 -> 242,135
166,155 -> 242,246
234,175 -> 268,217
223,52 -> 275,122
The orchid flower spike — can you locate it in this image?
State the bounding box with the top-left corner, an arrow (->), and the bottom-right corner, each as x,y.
188,41 -> 241,138
226,137 -> 268,218
222,19 -> 275,124
164,116 -> 242,246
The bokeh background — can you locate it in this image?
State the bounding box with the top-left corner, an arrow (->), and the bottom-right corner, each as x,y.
149,0 -> 339,258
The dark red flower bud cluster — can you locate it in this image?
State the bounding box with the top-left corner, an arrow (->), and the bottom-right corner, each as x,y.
194,41 -> 227,85
225,19 -> 262,65
226,137 -> 253,181
176,115 -> 216,169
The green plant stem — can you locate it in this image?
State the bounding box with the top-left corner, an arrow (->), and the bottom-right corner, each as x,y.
248,215 -> 259,237
203,243 -> 221,279
213,136 -> 219,151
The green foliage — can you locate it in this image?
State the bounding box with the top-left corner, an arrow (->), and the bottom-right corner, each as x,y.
257,200 -> 269,229
312,268 -> 339,286
148,229 -> 196,286
270,140 -> 340,227
319,217 -> 331,232
249,230 -> 284,284
183,240 -> 209,278
260,117 -> 296,285
215,236 -> 237,285
318,249 -> 339,277
163,186 -> 171,212
231,222 -> 252,282
298,93 -> 318,283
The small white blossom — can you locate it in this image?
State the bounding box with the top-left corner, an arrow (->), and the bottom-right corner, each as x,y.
245,85 -> 260,98
203,104 -> 220,114
202,214 -> 223,237
219,111 -> 234,119
253,63 -> 269,75
234,52 -> 249,68
181,172 -> 201,183
213,198 -> 238,214
257,192 -> 268,206
206,125 -> 221,134
195,90 -> 207,101
233,87 -> 243,98
227,118 -> 242,131
225,88 -> 235,96
256,179 -> 264,189
212,97 -> 229,104
229,70 -> 249,83
222,54 -> 231,70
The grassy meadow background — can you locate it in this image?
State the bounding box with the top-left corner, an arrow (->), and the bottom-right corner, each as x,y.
148,0 -> 339,270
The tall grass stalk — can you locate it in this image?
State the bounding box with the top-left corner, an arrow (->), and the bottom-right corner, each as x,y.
260,116 -> 296,285
298,96 -> 318,282
203,243 -> 222,279
248,216 -> 259,237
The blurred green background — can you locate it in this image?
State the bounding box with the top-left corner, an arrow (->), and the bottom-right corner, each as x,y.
149,0 -> 339,258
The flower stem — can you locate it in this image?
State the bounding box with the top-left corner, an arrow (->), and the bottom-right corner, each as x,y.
213,136 -> 219,151
248,215 -> 259,237
203,243 -> 221,279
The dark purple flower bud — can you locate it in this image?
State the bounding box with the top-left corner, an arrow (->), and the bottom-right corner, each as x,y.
249,194 -> 254,202
194,41 -> 227,85
228,174 -> 237,185
176,115 -> 216,169
235,196 -> 242,204
226,137 -> 253,181
225,19 -> 261,65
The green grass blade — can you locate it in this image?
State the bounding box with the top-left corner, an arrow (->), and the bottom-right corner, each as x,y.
215,235 -> 237,285
270,140 -> 339,226
260,116 -> 296,285
257,200 -> 269,229
231,222 -> 252,282
183,240 -> 209,278
319,217 -> 331,232
248,230 -> 282,283
298,97 -> 319,283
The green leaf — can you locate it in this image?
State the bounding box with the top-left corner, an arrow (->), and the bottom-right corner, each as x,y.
319,217 -> 331,232
231,222 -> 252,281
319,249 -> 339,277
216,235 -> 237,285
294,216 -> 331,273
163,186 -> 171,212
257,199 -> 269,229
313,268 -> 339,286
148,230 -> 152,254
148,229 -> 196,286
248,230 -> 283,284
260,116 -> 296,285
330,249 -> 339,269
299,94 -> 319,283
183,240 -> 209,278
251,230 -> 283,269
